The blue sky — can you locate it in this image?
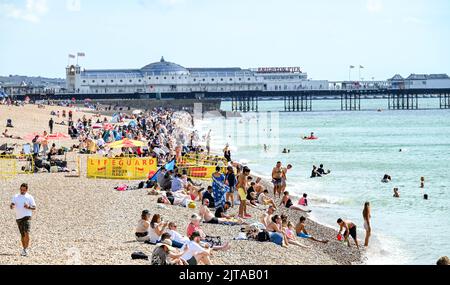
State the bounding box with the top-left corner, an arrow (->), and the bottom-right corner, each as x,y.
1,0 -> 449,80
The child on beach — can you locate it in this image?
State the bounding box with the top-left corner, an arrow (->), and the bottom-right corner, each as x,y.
337,218 -> 359,249
280,191 -> 312,213
295,216 -> 329,244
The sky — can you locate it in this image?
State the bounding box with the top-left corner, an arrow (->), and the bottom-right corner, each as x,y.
0,0 -> 449,80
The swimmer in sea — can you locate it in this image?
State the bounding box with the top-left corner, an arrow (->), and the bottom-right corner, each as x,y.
420,177 -> 425,188
393,187 -> 400,198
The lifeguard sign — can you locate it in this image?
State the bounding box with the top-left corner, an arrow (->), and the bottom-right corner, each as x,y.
87,157 -> 158,180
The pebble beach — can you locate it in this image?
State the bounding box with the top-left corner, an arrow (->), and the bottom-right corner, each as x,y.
0,104 -> 363,265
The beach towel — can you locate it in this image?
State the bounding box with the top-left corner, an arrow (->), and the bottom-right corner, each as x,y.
212,175 -> 228,209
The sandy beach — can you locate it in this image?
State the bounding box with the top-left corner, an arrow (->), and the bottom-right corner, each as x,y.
0,104 -> 363,265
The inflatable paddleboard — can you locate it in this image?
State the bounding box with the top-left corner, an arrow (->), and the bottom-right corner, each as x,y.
303,137 -> 318,141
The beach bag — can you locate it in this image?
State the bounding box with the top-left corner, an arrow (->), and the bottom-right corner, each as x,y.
131,252 -> 148,260
257,230 -> 271,242
204,236 -> 222,247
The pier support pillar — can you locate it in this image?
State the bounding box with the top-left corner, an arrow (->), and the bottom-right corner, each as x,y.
284,94 -> 312,112
341,93 -> 361,111
389,93 -> 419,110
440,94 -> 450,109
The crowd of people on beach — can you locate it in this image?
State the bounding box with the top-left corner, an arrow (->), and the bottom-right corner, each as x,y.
4,103 -> 443,266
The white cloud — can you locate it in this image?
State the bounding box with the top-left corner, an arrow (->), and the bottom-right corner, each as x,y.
367,0 -> 383,13
0,0 -> 48,23
66,0 -> 81,12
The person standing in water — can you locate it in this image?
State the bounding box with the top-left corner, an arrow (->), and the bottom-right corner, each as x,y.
420,177 -> 425,188
280,164 -> 292,194
272,161 -> 283,198
363,202 -> 371,247
223,144 -> 231,162
393,188 -> 400,198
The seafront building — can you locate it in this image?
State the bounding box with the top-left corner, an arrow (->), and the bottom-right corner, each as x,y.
2,57 -> 450,97
65,56 -> 327,95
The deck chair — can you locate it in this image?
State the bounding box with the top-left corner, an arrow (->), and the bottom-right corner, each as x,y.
23,144 -> 31,155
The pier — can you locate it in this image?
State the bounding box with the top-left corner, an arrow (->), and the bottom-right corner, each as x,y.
8,87 -> 450,113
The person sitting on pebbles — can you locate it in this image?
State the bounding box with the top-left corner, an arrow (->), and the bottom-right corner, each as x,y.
135,210 -> 152,242
186,214 -> 231,251
199,199 -> 244,225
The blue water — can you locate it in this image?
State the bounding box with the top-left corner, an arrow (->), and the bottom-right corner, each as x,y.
196,98 -> 450,265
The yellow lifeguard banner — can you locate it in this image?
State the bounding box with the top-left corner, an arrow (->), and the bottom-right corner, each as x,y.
87,156 -> 158,180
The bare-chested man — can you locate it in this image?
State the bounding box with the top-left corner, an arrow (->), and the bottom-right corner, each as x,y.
337,218 -> 359,249
272,161 -> 283,198
237,166 -> 251,219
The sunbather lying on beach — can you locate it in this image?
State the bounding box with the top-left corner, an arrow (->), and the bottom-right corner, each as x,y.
2,129 -> 22,139
280,191 -> 312,213
199,199 -> 243,225
157,192 -> 193,208
295,216 -> 329,244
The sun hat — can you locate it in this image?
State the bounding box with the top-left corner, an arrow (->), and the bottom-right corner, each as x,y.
156,239 -> 175,251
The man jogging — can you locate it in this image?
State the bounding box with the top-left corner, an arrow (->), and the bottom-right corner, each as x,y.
10,183 -> 36,256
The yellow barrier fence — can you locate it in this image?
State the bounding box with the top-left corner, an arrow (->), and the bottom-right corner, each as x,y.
182,153 -> 228,167
87,156 -> 158,180
0,155 -> 34,179
178,165 -> 227,180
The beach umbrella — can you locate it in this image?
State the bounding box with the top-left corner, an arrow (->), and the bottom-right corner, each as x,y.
71,98 -> 76,102
46,133 -> 71,140
132,109 -> 143,115
107,138 -> 146,149
84,98 -> 92,102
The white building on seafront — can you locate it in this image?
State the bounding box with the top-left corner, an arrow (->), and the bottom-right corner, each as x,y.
66,57 -> 329,95
389,74 -> 450,89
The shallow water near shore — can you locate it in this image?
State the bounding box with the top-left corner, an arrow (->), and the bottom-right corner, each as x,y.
197,98 -> 450,265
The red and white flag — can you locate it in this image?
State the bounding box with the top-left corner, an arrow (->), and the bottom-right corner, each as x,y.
77,52 -> 86,57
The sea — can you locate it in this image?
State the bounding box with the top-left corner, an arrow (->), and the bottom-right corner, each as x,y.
194,98 -> 450,265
